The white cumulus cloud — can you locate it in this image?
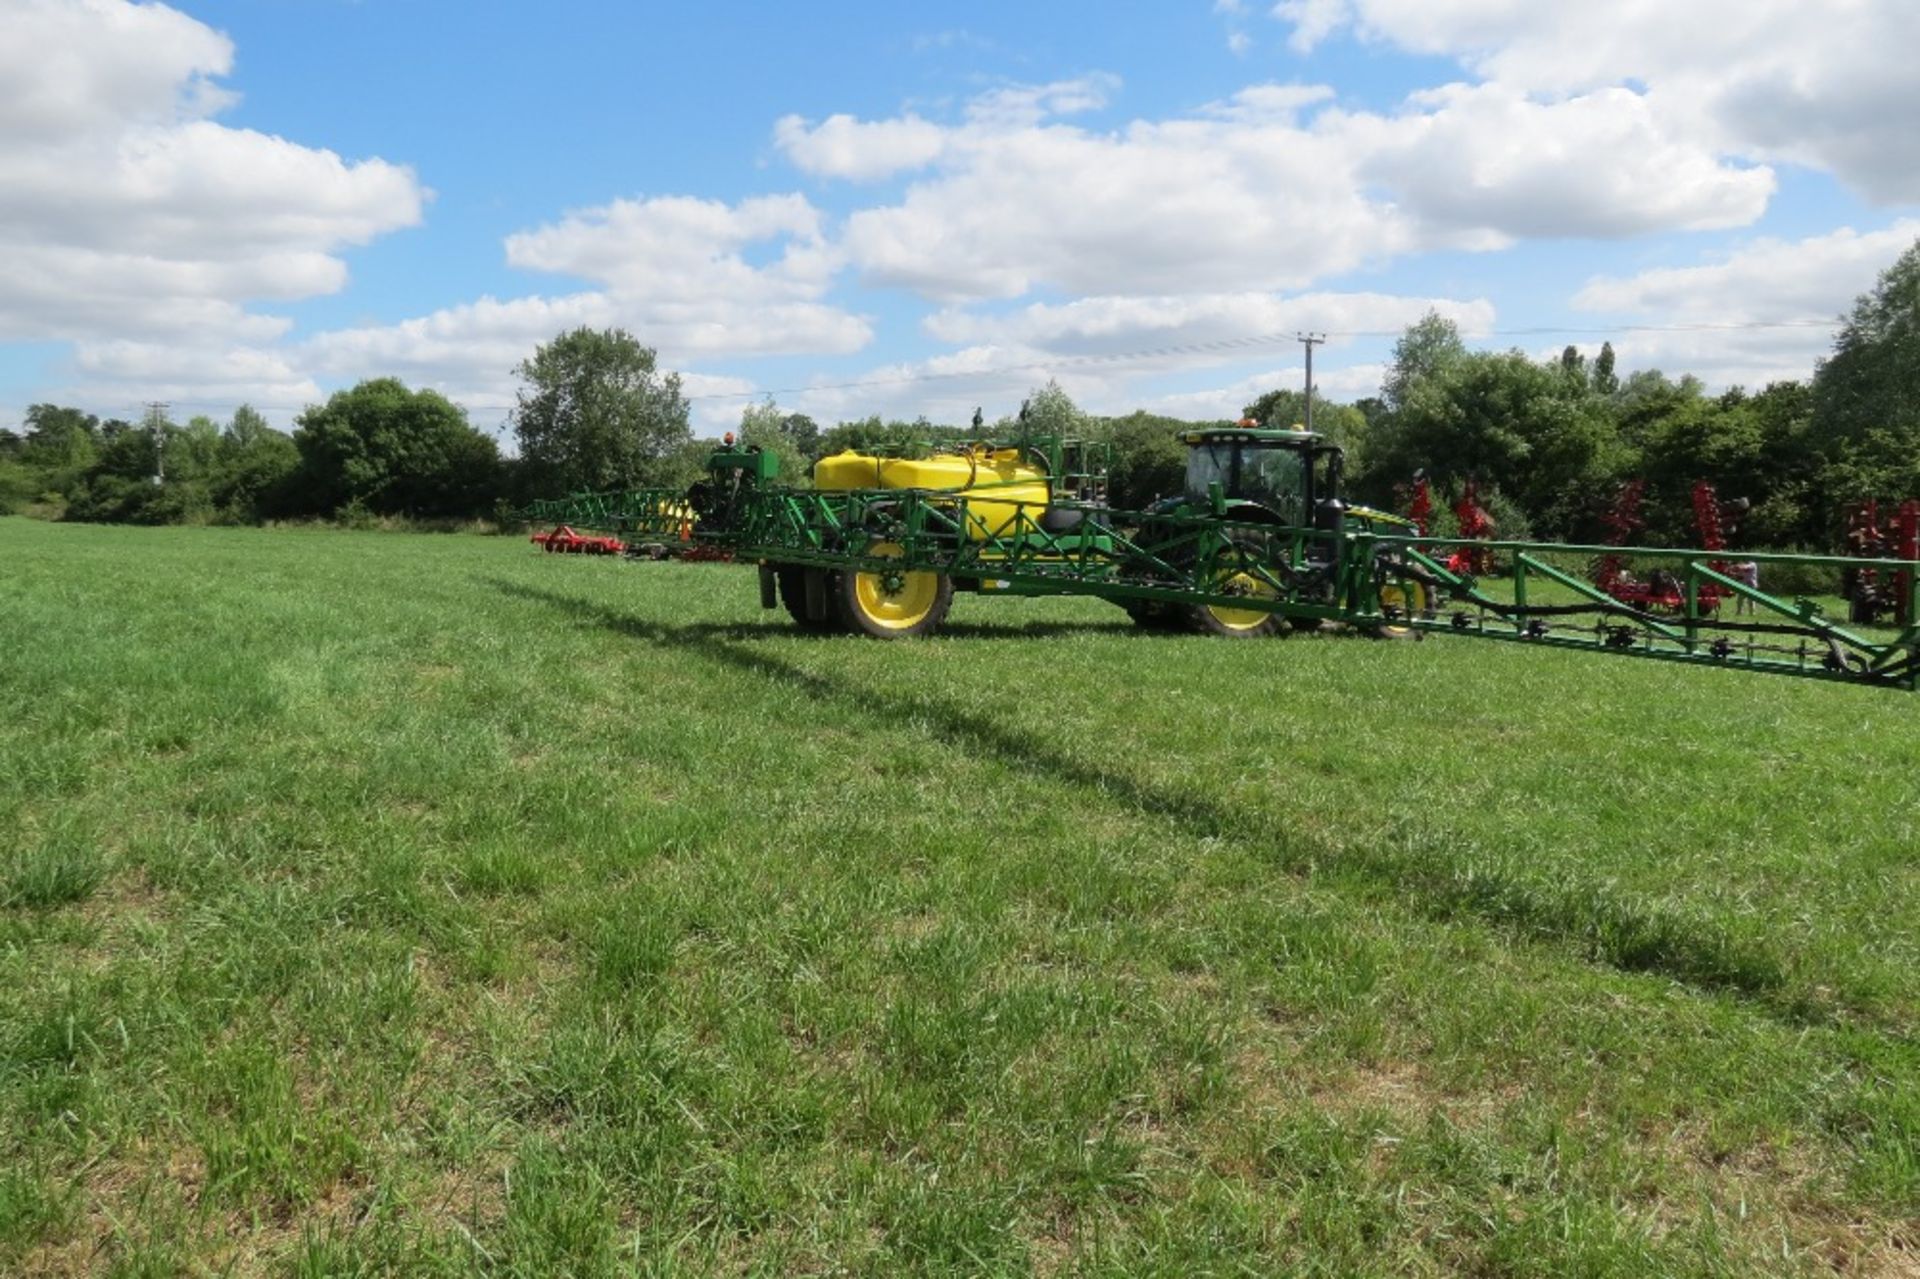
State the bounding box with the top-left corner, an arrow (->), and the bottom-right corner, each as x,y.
1274,0 -> 1920,203
1349,83 -> 1772,240
0,0 -> 235,138
300,192 -> 875,419
1570,220 -> 1920,388
67,339 -> 319,410
771,113 -> 948,181
0,0 -> 425,408
923,290 -> 1494,354
778,76 -> 1775,305
504,193 -> 839,302
1574,221 -> 1920,320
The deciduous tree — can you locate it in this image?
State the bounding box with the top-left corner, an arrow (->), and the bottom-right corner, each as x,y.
512,328 -> 690,494
216,406 -> 299,519
736,400 -> 812,487
1812,235 -> 1920,462
292,379 -> 500,517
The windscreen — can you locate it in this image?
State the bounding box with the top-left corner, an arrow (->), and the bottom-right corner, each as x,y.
1185,441 -> 1235,499
1186,441 -> 1306,523
1245,446 -> 1307,524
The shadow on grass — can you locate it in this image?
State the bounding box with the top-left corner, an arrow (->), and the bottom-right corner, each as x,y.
636,617 -> 1145,642
487,576 -> 1899,1038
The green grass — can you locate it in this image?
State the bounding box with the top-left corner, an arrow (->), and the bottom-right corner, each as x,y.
2,517 -> 1917,1276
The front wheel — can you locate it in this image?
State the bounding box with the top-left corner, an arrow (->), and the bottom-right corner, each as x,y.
1186,531 -> 1286,637
1371,573 -> 1431,640
1189,580 -> 1283,637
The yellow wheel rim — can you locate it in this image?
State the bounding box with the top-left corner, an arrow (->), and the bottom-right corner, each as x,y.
1206,570 -> 1279,632
851,542 -> 939,631
1378,579 -> 1427,636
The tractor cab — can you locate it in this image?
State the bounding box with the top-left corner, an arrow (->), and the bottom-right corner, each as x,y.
1179,427 -> 1342,528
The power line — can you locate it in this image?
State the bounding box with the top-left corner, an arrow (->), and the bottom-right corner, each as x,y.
658,317 -> 1841,404
78,315 -> 1842,416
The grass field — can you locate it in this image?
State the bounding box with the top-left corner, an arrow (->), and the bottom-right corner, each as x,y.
2,517 -> 1917,1277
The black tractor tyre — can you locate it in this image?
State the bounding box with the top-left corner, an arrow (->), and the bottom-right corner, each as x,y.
1121,599 -> 1187,632
776,565 -> 846,632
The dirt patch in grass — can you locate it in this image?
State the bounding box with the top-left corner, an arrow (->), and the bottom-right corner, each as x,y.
14,1146 -> 209,1278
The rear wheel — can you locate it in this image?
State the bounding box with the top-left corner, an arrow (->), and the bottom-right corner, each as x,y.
1122,600 -> 1187,632
839,542 -> 953,638
776,565 -> 845,632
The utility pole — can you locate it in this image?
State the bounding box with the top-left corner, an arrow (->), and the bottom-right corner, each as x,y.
144,402 -> 170,486
1296,333 -> 1325,434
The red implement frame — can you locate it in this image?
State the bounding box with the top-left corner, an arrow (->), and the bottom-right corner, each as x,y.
531,525 -> 626,555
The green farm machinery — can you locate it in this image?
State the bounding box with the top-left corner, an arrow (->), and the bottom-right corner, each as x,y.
519,422 -> 1920,691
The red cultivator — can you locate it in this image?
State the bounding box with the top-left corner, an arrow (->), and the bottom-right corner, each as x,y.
1592,480 -> 1746,614
1448,480 -> 1495,575
1405,473 -> 1435,536
531,525 -> 626,555
1843,499 -> 1920,625
1398,474 -> 1494,574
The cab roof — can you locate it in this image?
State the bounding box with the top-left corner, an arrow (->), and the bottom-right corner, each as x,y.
1180,426 -> 1321,446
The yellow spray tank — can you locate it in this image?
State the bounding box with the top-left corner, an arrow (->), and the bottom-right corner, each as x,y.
812,444 -> 1052,539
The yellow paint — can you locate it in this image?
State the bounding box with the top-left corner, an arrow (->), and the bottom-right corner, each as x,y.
847,542 -> 940,631
1206,570 -> 1280,632
1377,578 -> 1429,637
813,445 -> 1051,539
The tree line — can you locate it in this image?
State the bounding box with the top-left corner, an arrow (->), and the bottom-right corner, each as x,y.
6,240 -> 1918,550
0,383 -> 501,528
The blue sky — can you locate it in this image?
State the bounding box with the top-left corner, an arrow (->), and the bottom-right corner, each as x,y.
3,0 -> 1917,438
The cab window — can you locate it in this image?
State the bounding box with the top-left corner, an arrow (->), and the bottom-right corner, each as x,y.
1243,447 -> 1306,523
